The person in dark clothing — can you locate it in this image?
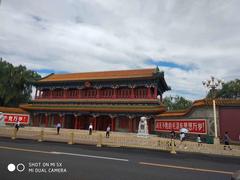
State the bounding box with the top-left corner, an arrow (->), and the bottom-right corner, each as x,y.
224,132 -> 232,150
170,130 -> 176,139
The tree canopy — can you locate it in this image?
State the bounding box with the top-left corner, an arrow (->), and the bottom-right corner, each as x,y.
207,79 -> 240,99
0,58 -> 41,107
163,96 -> 192,111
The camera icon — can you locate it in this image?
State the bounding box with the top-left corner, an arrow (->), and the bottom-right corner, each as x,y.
7,163 -> 25,172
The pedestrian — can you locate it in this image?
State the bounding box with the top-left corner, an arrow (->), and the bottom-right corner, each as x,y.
223,131 -> 232,150
180,132 -> 185,142
89,123 -> 93,135
197,134 -> 202,146
170,130 -> 176,139
106,125 -> 110,138
56,122 -> 61,135
15,119 -> 20,131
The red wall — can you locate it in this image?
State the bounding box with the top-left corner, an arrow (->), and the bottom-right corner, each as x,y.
219,107 -> 240,141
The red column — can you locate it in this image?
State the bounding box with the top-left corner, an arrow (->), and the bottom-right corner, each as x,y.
113,88 -> 117,99
154,86 -> 158,98
96,88 -> 100,99
60,114 -> 64,128
128,117 -> 133,132
45,113 -> 48,127
147,86 -> 151,99
78,117 -> 81,129
47,89 -> 51,99
74,115 -> 78,129
148,119 -> 151,134
131,87 -> 135,98
93,116 -> 97,130
111,116 -> 115,131
78,89 -> 82,99
63,89 -> 67,99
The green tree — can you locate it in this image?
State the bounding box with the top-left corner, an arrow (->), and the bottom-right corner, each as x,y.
207,79 -> 240,99
163,96 -> 192,111
0,58 -> 41,107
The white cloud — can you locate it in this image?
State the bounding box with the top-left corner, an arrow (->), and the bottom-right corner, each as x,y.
0,0 -> 240,100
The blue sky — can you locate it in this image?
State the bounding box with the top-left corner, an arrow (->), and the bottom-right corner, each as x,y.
146,60 -> 195,72
1,0 -> 240,100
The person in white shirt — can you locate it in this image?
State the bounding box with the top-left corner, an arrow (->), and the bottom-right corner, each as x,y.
15,119 -> 20,131
106,125 -> 111,138
180,132 -> 185,142
89,123 -> 93,135
197,134 -> 202,146
56,122 -> 61,135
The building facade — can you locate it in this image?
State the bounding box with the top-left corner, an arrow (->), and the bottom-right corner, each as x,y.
20,68 -> 170,133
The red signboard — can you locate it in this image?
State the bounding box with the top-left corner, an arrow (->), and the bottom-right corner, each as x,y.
155,119 -> 207,134
3,113 -> 30,125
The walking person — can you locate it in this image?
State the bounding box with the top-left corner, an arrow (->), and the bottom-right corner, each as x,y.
106,125 -> 110,138
170,130 -> 176,147
89,123 -> 93,135
15,119 -> 20,131
56,122 -> 61,135
197,134 -> 202,146
180,132 -> 185,142
170,130 -> 176,140
223,131 -> 232,150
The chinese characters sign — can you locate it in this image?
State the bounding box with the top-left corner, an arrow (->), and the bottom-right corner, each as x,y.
155,119 -> 207,134
3,113 -> 30,125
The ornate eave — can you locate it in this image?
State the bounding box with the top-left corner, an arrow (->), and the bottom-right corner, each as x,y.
20,103 -> 166,114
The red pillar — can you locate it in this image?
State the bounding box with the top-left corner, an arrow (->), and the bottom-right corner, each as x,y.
60,114 -> 64,128
113,88 -> 117,99
148,119 -> 151,134
45,113 -> 48,127
78,117 -> 81,129
48,89 -> 52,99
131,87 -> 135,98
96,88 -> 100,99
93,116 -> 97,130
154,86 -> 158,98
78,89 -> 82,99
74,115 -> 78,129
111,116 -> 115,131
63,89 -> 67,99
128,117 -> 133,132
147,86 -> 151,99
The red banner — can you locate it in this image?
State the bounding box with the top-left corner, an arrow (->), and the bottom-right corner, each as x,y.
3,113 -> 30,125
155,119 -> 207,134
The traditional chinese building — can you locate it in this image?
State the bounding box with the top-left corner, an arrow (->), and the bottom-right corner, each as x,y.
20,68 -> 170,133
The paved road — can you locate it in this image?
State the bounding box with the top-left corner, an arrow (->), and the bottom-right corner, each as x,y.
0,137 -> 239,180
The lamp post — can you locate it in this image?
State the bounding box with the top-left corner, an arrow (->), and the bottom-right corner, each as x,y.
202,76 -> 224,144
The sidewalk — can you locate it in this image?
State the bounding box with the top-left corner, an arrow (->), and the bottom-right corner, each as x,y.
0,126 -> 239,157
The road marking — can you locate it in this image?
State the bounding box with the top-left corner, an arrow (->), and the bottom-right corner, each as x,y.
51,151 -> 129,162
139,162 -> 234,175
0,145 -> 129,162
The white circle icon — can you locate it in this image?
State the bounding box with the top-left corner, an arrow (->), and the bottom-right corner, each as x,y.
17,163 -> 25,172
8,163 -> 16,172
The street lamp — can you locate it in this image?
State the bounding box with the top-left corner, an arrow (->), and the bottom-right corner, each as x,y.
202,76 -> 224,144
